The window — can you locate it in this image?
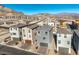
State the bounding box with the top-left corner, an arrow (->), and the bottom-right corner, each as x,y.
29,30 -> 30,33
35,40 -> 37,42
67,41 -> 70,44
10,28 -> 12,30
29,35 -> 31,38
45,32 -> 48,35
13,33 -> 16,35
38,31 -> 40,34
23,29 -> 26,37
14,28 -> 17,30
64,35 -> 67,38
23,29 -> 25,33
58,40 -> 61,44
43,37 -> 46,40
24,35 -> 26,37
59,34 -> 61,37
20,32 -> 22,35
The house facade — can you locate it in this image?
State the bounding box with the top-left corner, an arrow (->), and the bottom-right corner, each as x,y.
22,24 -> 39,45
57,28 -> 73,54
9,23 -> 27,41
35,25 -> 53,49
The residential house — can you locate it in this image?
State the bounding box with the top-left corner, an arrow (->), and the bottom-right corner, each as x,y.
57,28 -> 73,54
9,23 -> 27,41
35,25 -> 53,54
22,24 -> 39,45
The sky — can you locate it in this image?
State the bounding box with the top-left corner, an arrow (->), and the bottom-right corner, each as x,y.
2,4 -> 79,15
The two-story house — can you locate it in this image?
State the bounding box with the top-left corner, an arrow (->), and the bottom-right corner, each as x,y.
35,25 -> 53,54
22,24 -> 39,45
57,28 -> 73,54
9,23 -> 27,41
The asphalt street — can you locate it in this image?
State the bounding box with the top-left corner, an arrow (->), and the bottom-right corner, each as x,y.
0,44 -> 38,55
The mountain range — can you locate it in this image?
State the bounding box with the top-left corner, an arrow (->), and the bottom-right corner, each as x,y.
0,5 -> 79,20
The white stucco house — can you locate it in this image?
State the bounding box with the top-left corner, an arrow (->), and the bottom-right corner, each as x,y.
47,19 -> 55,27
35,25 -> 53,48
9,23 -> 39,45
22,24 -> 39,45
46,18 -> 60,34
57,28 -> 73,54
9,23 -> 27,41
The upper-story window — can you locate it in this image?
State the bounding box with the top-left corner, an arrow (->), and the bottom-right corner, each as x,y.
14,28 -> 17,30
23,29 -> 25,33
67,41 -> 70,45
64,34 -> 67,38
20,32 -> 22,35
38,31 -> 40,34
59,34 -> 61,37
35,39 -> 37,42
45,32 -> 48,35
29,35 -> 31,38
10,28 -> 12,30
24,35 -> 26,37
29,30 -> 31,33
23,29 -> 26,37
43,37 -> 46,40
58,40 -> 61,44
13,33 -> 16,35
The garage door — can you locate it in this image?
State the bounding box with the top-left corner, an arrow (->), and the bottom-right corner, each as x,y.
59,47 -> 69,55
25,40 -> 32,45
40,43 -> 48,47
